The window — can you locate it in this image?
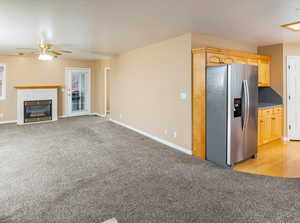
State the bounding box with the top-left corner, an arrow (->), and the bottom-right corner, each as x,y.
0,65 -> 6,100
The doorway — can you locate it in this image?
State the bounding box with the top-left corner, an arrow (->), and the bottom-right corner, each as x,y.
104,67 -> 111,117
65,67 -> 91,116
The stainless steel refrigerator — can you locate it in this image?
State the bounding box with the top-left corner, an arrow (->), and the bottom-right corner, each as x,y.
206,64 -> 258,167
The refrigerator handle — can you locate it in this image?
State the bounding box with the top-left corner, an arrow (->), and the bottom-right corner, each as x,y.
244,80 -> 250,131
242,80 -> 249,132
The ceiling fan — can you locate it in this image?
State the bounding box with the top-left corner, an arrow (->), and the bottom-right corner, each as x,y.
17,41 -> 72,60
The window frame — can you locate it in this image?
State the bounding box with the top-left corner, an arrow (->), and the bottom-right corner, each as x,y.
0,64 -> 6,100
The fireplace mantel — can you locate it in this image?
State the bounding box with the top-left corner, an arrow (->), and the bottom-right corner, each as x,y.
15,85 -> 60,89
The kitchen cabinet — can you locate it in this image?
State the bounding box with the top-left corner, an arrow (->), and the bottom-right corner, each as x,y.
257,106 -> 283,146
205,48 -> 270,87
258,56 -> 271,87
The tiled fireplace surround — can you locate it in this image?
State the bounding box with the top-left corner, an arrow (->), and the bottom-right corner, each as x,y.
16,86 -> 58,125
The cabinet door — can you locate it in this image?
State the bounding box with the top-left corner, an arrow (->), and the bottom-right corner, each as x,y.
248,58 -> 258,66
258,59 -> 271,87
264,63 -> 270,85
232,56 -> 247,64
207,53 -> 224,65
270,115 -> 277,141
263,114 -> 272,144
258,117 -> 264,146
272,113 -> 282,140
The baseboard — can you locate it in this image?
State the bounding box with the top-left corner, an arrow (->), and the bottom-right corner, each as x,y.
92,113 -> 106,117
282,136 -> 289,142
109,119 -> 192,155
0,120 -> 17,125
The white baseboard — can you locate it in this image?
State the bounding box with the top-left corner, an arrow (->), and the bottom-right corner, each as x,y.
282,136 -> 289,142
109,119 -> 192,155
0,120 -> 17,125
92,113 -> 106,117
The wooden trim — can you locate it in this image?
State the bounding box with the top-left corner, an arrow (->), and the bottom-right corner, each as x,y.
15,85 -> 60,89
192,51 -> 206,159
193,46 -> 259,60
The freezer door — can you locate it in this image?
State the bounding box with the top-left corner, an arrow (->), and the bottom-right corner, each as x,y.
243,65 -> 258,159
206,65 -> 228,167
228,64 -> 245,165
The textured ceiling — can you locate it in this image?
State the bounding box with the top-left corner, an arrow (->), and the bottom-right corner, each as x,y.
0,0 -> 300,59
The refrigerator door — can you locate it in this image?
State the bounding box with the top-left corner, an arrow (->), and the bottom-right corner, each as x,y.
228,64 -> 245,165
206,65 -> 228,167
243,65 -> 258,159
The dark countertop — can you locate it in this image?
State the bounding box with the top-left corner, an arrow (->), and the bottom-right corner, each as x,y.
257,103 -> 283,110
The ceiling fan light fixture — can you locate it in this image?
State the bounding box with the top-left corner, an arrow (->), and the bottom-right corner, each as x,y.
38,53 -> 53,61
281,21 -> 300,31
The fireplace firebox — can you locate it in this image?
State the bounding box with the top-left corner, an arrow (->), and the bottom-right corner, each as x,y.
24,100 -> 52,123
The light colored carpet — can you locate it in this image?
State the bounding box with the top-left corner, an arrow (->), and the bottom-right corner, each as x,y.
102,218 -> 118,223
0,116 -> 300,223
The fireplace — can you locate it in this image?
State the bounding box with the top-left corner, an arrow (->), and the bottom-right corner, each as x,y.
24,100 -> 52,123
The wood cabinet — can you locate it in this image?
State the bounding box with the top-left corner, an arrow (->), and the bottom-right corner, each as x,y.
258,56 -> 271,87
205,48 -> 270,87
257,106 -> 283,146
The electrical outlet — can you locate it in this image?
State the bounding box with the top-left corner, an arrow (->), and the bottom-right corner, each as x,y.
120,113 -> 123,119
0,113 -> 3,119
173,131 -> 177,138
164,129 -> 168,135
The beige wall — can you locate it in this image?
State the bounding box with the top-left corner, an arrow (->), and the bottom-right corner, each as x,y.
0,56 -> 103,122
258,44 -> 284,96
110,33 -> 257,150
111,34 -> 192,149
192,33 -> 257,53
94,60 -> 111,116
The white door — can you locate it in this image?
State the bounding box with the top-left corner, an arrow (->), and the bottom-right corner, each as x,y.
287,57 -> 300,140
65,68 -> 91,116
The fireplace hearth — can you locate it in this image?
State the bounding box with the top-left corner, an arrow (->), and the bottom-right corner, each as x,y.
24,100 -> 52,123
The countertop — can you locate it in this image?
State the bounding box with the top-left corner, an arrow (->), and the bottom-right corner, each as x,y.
257,103 -> 283,110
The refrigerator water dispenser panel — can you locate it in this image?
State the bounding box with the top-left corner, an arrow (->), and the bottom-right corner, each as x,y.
234,98 -> 242,117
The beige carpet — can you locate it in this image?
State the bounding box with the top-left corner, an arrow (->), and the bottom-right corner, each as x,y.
0,116 -> 300,223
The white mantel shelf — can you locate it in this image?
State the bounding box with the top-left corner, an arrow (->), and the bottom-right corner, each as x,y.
15,85 -> 60,89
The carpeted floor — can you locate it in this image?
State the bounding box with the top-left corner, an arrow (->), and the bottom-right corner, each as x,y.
0,116 -> 300,223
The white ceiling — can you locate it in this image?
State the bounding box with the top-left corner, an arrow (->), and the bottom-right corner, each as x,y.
1,0 -> 300,59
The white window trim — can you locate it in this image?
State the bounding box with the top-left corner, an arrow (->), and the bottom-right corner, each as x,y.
0,64 -> 6,100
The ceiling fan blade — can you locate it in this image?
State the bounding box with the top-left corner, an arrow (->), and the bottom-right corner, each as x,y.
49,50 -> 62,56
16,48 -> 39,51
17,51 -> 39,55
54,49 -> 72,54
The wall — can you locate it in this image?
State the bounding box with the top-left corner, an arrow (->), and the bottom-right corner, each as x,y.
94,60 -> 111,116
192,33 -> 257,53
110,33 -> 257,151
0,56 -> 99,122
257,44 -> 283,96
111,34 -> 192,150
